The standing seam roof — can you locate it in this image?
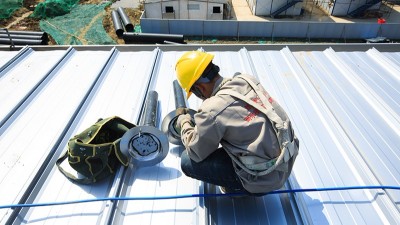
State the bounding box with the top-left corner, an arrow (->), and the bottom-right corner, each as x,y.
0,44 -> 399,225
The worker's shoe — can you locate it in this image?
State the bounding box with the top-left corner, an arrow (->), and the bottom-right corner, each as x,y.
218,186 -> 247,198
219,186 -> 227,194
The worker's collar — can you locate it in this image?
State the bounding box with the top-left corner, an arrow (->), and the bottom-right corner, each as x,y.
211,77 -> 230,97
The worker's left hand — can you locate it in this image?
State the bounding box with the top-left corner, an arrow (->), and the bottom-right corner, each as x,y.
176,107 -> 189,116
174,114 -> 193,134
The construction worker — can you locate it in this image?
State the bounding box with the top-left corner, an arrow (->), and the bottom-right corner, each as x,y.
174,50 -> 299,195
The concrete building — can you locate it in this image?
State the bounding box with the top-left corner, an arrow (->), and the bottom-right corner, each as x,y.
143,0 -> 230,20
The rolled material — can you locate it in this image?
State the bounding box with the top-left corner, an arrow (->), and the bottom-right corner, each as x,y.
123,32 -> 185,44
117,7 -> 134,32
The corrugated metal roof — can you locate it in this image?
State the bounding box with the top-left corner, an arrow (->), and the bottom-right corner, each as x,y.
0,44 -> 399,225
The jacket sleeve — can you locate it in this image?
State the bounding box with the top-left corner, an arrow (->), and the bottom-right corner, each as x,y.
181,105 -> 225,162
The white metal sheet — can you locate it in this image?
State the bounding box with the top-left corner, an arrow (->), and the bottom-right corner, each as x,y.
249,48 -> 398,224
120,51 -> 203,225
300,49 -> 400,201
0,49 -> 113,223
1,45 -> 400,225
0,50 -> 66,123
0,51 -> 19,69
23,50 -> 157,224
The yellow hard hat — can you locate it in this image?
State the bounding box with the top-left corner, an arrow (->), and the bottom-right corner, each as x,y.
175,51 -> 214,98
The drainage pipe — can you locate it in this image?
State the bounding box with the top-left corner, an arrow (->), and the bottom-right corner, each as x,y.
173,79 -> 187,109
161,80 -> 196,145
0,38 -> 46,45
111,10 -> 124,38
120,90 -> 169,167
0,34 -> 44,40
0,30 -> 48,41
123,32 -> 185,44
141,90 -> 158,127
117,7 -> 134,32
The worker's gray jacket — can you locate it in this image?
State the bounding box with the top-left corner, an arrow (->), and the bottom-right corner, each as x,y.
181,74 -> 298,193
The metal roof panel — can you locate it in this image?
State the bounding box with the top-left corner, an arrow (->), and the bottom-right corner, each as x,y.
0,44 -> 399,225
21,49 -> 159,224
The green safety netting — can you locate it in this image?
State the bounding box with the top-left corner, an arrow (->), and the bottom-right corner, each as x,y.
31,0 -> 79,19
134,25 -> 141,33
39,3 -> 116,45
0,0 -> 23,19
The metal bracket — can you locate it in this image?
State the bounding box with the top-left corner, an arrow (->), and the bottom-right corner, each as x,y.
120,125 -> 169,167
120,90 -> 169,167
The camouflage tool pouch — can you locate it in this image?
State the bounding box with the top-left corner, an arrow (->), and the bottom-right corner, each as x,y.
56,116 -> 135,184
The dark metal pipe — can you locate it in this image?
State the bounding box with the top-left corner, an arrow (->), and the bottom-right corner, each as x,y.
0,34 -> 43,40
163,40 -> 184,45
173,80 -> 187,109
111,10 -> 124,38
0,28 -> 14,49
0,30 -> 48,41
0,30 -> 46,36
0,38 -> 46,45
123,32 -> 185,44
141,90 -> 158,127
117,7 -> 134,32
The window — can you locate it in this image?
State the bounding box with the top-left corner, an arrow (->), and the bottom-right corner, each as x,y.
213,6 -> 221,14
165,6 -> 174,13
188,4 -> 200,10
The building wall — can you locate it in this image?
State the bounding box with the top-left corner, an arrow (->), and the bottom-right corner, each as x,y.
208,3 -> 224,20
254,0 -> 303,16
325,0 -> 348,15
315,0 -> 381,16
144,0 -> 224,19
254,0 -> 271,15
247,0 -> 257,14
182,0 -> 207,19
141,17 -> 400,39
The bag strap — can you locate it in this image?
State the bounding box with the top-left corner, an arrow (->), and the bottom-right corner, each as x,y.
218,75 -> 297,177
56,146 -> 109,184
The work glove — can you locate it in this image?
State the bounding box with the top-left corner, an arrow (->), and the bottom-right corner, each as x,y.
174,114 -> 193,134
176,107 -> 189,116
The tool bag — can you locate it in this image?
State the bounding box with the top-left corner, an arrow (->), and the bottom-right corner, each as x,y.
56,116 -> 135,184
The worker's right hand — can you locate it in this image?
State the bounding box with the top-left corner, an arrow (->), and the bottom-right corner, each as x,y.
176,107 -> 189,116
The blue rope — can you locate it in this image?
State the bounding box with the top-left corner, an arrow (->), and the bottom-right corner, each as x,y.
1,185 -> 399,209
